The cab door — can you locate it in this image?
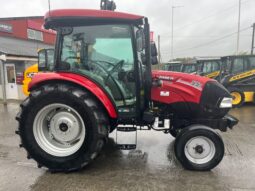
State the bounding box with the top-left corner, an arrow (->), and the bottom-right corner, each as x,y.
227,57 -> 251,84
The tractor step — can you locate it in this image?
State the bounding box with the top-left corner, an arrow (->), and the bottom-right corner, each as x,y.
116,125 -> 137,150
117,144 -> 136,150
117,126 -> 136,132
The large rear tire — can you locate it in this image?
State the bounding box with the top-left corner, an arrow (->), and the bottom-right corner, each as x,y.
16,83 -> 109,172
174,125 -> 224,171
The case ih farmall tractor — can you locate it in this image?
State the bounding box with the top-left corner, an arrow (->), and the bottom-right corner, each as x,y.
16,3 -> 238,172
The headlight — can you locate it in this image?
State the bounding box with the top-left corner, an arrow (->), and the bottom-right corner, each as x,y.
219,97 -> 232,108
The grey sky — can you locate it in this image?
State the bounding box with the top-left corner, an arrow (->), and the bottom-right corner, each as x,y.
1,0 -> 255,62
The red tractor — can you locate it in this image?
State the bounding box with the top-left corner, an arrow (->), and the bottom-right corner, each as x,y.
16,8 -> 238,172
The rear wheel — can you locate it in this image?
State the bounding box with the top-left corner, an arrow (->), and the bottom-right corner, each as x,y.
16,83 -> 109,172
174,125 -> 224,171
229,88 -> 244,107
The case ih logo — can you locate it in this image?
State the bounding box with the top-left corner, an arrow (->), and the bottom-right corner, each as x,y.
158,75 -> 174,81
0,23 -> 13,33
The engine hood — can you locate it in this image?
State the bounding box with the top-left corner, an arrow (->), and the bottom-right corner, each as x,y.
151,70 -> 231,119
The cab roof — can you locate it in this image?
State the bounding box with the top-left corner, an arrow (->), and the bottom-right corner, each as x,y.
221,55 -> 255,59
44,9 -> 144,29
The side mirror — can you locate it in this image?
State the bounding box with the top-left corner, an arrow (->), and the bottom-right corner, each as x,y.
136,29 -> 145,52
150,42 -> 158,57
151,56 -> 158,65
150,42 -> 158,65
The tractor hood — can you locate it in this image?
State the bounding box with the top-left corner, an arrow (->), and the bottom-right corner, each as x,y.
151,70 -> 232,119
152,70 -> 210,87
151,70 -> 211,104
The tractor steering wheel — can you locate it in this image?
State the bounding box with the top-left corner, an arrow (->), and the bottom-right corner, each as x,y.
89,60 -> 127,104
105,60 -> 125,82
64,56 -> 79,62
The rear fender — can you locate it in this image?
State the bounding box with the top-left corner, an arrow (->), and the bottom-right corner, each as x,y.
28,72 -> 117,118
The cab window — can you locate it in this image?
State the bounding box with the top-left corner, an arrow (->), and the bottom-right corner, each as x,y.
232,58 -> 248,74
232,58 -> 244,74
60,25 -> 136,108
248,57 -> 255,69
211,61 -> 220,71
172,65 -> 181,72
202,62 -> 212,73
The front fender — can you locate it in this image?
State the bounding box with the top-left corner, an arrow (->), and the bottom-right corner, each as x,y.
28,72 -> 117,118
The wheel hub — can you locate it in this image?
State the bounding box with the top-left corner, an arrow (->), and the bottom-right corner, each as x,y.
59,123 -> 69,132
194,145 -> 204,154
184,136 -> 216,164
49,111 -> 81,143
33,103 -> 86,157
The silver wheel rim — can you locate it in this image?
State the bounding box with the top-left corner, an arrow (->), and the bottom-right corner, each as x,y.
33,103 -> 86,157
184,136 -> 216,164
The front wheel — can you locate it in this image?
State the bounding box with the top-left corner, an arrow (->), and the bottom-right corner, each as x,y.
174,125 -> 224,171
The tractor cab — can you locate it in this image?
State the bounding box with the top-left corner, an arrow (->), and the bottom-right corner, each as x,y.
39,9 -> 156,121
220,55 -> 255,83
197,58 -> 222,80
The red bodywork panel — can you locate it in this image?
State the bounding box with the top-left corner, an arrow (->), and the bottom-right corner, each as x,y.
28,72 -> 117,118
151,70 -> 213,104
29,71 -> 213,119
45,9 -> 144,21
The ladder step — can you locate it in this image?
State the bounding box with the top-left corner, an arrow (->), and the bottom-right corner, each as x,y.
117,144 -> 136,150
117,127 -> 136,132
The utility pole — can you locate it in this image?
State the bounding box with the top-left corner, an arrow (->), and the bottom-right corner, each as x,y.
251,23 -> 255,55
171,6 -> 174,60
171,6 -> 183,60
236,0 -> 241,54
158,35 -> 161,64
48,0 -> 51,15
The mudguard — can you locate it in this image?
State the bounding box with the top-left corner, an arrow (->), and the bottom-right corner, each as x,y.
28,72 -> 117,118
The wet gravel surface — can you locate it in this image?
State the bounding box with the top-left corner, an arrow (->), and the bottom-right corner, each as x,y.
0,103 -> 255,191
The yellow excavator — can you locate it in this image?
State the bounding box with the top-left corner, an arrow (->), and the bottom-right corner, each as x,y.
22,64 -> 39,96
22,49 -> 54,95
220,55 -> 255,107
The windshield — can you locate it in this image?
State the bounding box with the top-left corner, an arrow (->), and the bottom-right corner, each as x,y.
59,25 -> 136,108
183,65 -> 196,73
